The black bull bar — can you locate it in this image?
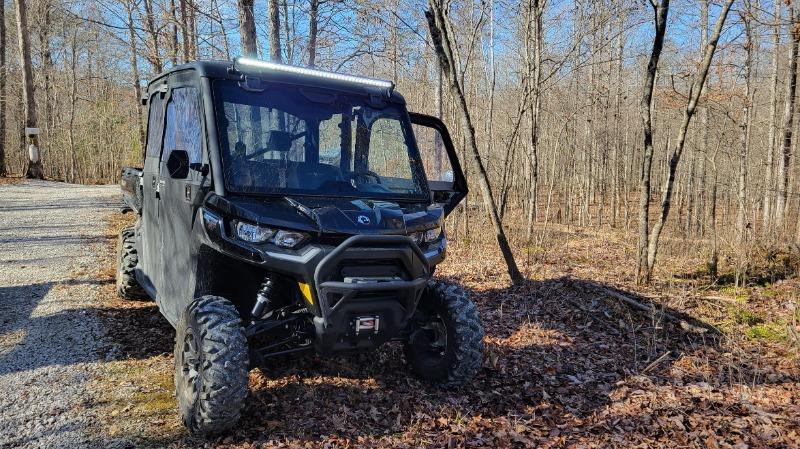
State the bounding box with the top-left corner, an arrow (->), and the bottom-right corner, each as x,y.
311,235 -> 431,354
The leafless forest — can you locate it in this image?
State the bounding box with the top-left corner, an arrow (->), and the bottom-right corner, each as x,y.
1,1 -> 799,447
2,0 -> 800,282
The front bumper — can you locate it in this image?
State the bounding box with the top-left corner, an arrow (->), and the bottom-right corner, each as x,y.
201,212 -> 436,354
310,235 -> 430,354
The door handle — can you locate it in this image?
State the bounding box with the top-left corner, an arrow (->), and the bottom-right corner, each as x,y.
155,179 -> 165,198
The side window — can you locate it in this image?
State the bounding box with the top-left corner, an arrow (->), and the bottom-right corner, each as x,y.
162,87 -> 202,164
162,101 -> 176,162
367,118 -> 412,179
145,95 -> 166,158
318,113 -> 350,169
412,124 -> 454,184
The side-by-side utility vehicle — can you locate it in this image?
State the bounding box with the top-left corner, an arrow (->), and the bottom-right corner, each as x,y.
117,58 -> 484,435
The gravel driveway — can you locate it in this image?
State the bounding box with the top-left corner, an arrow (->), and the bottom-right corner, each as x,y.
0,180 -> 120,448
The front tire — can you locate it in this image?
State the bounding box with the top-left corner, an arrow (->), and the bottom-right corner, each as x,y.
404,281 -> 484,387
115,226 -> 147,300
174,296 -> 249,435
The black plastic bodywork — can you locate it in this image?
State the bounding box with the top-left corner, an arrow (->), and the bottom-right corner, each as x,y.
122,60 -> 467,360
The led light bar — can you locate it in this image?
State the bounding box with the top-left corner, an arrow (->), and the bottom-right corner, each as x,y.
234,57 -> 395,91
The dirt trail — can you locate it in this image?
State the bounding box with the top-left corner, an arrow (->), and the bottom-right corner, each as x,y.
0,181 -> 119,448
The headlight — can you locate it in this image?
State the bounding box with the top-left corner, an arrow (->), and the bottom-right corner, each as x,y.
273,230 -> 307,248
234,220 -> 274,243
409,225 -> 443,246
424,226 -> 442,242
232,220 -> 308,248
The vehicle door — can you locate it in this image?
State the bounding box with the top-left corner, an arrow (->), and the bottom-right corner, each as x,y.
157,79 -> 206,324
138,85 -> 168,295
408,113 -> 468,216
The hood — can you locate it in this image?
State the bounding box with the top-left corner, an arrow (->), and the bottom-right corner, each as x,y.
205,194 -> 443,236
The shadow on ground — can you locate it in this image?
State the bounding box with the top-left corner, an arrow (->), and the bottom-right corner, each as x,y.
0,278 -> 175,377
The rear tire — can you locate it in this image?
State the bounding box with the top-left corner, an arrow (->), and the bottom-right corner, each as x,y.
404,281 -> 484,387
174,295 -> 249,435
115,226 -> 147,300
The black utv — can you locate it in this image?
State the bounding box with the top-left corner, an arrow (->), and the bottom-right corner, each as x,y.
117,58 -> 484,435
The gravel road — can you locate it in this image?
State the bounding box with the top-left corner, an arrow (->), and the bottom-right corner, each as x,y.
0,180 -> 120,448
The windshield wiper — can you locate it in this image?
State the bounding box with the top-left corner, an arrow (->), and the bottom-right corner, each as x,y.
283,196 -> 322,228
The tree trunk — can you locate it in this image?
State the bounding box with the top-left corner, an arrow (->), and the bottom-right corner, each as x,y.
524,0 -> 542,240
14,0 -> 42,179
426,0 -> 524,285
37,0 -> 52,162
308,0 -> 318,67
737,11 -> 753,245
735,8 -> 755,287
486,0 -> 496,214
764,0 -> 781,233
635,0 -> 670,284
0,0 -> 6,176
180,0 -> 190,61
707,151 -> 719,278
644,0 -> 734,282
612,0 -> 625,228
697,0 -> 708,238
169,0 -> 179,65
237,0 -> 257,57
269,0 -> 282,62
142,0 -> 162,72
125,0 -> 146,153
68,28 -> 78,183
776,3 -> 799,231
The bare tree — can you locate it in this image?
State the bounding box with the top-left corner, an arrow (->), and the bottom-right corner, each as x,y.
179,0 -> 190,60
14,0 -> 43,179
0,0 -> 6,176
524,0 -> 543,240
308,0 -> 319,67
66,26 -> 79,183
641,0 -> 734,283
168,0 -> 179,65
142,0 -> 162,72
237,0 -> 257,57
269,0 -> 282,62
776,2 -> 799,231
124,0 -> 146,152
763,0 -> 781,232
735,3 -> 755,286
426,0 -> 524,285
635,0 -> 669,284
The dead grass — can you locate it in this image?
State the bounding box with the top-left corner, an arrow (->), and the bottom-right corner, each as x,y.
80,212 -> 187,446
0,175 -> 24,185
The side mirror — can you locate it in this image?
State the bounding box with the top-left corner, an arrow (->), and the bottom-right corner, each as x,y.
166,150 -> 189,179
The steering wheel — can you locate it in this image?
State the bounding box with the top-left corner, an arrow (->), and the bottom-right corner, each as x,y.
348,170 -> 382,185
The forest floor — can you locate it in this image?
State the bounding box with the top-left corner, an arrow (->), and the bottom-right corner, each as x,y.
87,208 -> 800,448
3,180 -> 797,448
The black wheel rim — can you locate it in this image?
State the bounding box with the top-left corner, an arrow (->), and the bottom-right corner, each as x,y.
180,330 -> 201,407
411,313 -> 448,358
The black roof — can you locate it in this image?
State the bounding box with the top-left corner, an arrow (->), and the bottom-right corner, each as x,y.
146,59 -> 405,103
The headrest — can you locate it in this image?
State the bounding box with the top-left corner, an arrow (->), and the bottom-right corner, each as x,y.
266,131 -> 292,152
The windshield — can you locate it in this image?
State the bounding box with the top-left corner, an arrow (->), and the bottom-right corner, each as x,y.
213,79 -> 428,200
